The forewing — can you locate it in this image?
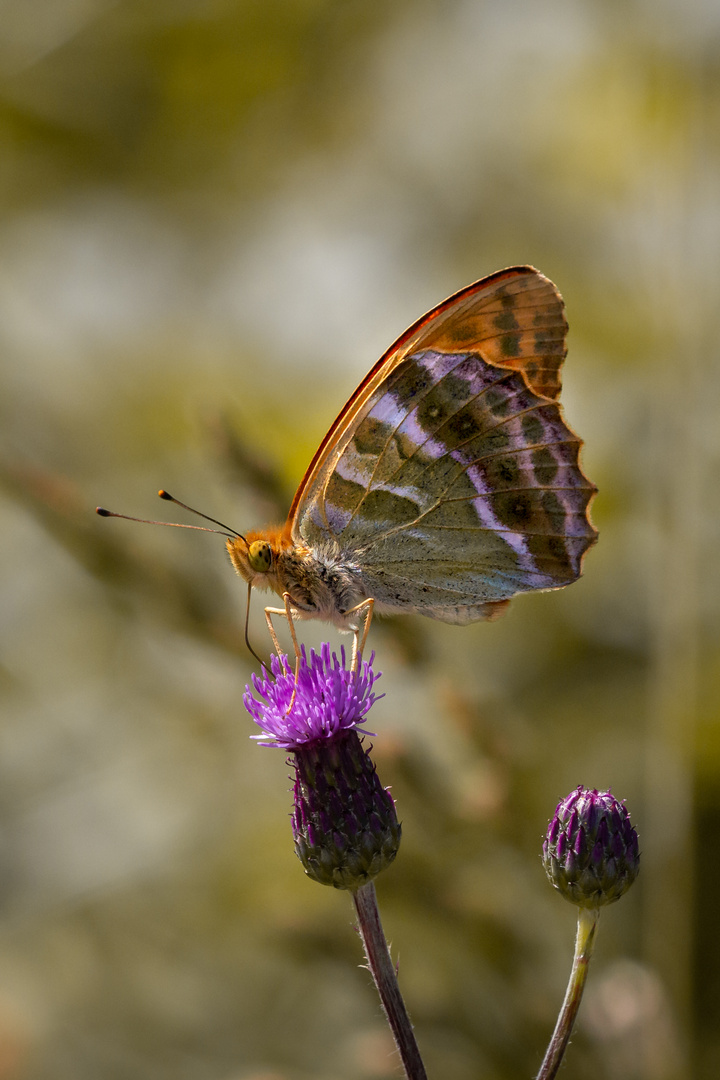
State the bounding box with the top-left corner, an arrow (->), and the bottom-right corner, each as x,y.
290,267 -> 596,620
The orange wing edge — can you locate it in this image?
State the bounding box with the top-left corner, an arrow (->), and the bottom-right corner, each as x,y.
286,264 -> 542,525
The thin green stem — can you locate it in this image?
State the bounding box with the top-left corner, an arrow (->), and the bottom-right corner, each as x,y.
536,907 -> 600,1080
352,881 -> 428,1080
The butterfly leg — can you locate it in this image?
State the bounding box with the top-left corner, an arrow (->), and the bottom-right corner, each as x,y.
263,594 -> 301,675
264,594 -> 302,711
343,597 -> 375,673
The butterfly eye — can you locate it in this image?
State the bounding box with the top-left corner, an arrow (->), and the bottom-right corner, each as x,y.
247,540 -> 273,573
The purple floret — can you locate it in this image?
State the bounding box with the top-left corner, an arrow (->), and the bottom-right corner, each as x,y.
244,643 -> 383,749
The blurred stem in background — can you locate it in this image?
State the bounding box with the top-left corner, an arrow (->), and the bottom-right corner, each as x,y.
642,49 -> 714,1080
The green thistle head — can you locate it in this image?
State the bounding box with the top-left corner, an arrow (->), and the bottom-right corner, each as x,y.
543,786 -> 640,909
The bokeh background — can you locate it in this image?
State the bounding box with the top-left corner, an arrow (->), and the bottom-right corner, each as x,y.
1,1 -> 718,1077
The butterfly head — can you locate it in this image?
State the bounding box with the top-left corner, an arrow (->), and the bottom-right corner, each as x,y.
226,527 -> 287,594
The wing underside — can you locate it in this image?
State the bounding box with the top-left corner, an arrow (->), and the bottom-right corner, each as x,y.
290,268 -> 597,622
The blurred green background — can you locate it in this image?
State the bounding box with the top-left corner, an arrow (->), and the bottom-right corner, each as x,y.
1,1 -> 718,1077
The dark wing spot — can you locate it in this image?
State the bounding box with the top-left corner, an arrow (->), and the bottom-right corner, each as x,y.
493,310 -> 520,332
392,430 -> 418,461
483,387 -> 513,418
447,319 -> 477,344
416,373 -> 472,430
534,328 -> 563,355
500,333 -> 521,358
325,472 -> 365,514
527,532 -> 571,570
353,417 -> 394,456
492,491 -> 534,528
484,455 -> 522,488
548,536 -> 568,561
389,358 -> 434,407
361,488 -> 421,525
478,427 -> 511,453
532,446 -> 559,483
541,490 -> 566,532
521,413 -> 545,445
443,405 -> 483,448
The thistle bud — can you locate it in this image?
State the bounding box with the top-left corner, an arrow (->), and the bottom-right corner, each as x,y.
291,727 -> 401,888
542,786 -> 639,908
244,644 -> 401,890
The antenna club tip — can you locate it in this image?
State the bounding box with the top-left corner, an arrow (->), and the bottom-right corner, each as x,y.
158,489 -> 171,500
96,507 -> 111,516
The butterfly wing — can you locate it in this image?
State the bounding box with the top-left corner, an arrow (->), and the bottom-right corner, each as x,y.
288,266 -> 597,623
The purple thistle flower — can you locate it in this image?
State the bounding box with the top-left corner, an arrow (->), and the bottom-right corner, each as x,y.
542,786 -> 640,908
244,645 -> 400,890
244,643 -> 382,748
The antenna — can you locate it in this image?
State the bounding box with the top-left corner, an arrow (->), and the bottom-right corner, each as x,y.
96,491 -> 267,667
95,490 -> 246,542
158,490 -> 245,540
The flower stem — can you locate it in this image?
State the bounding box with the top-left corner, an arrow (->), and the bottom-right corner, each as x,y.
352,881 -> 427,1080
536,906 -> 599,1080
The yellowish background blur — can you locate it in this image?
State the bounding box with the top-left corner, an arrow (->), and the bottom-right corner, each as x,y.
0,2 -> 718,1078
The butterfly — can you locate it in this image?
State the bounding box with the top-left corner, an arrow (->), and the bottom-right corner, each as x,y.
223,265 -> 597,662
